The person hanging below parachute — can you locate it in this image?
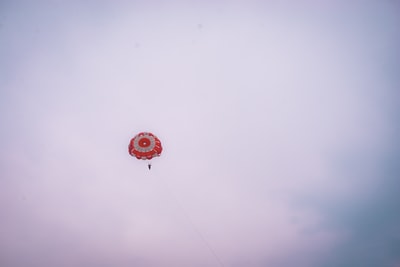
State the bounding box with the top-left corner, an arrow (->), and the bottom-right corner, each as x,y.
128,132 -> 162,170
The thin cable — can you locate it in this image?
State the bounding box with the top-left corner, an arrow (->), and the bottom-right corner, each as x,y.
157,177 -> 225,267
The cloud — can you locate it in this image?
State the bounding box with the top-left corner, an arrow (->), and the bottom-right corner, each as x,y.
1,1 -> 399,266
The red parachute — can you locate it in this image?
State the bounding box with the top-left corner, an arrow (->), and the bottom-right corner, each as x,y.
129,132 -> 162,169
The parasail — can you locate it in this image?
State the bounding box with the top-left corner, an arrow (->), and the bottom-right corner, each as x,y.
128,132 -> 223,266
129,132 -> 162,168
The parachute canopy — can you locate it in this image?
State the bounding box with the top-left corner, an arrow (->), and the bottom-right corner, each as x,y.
128,132 -> 162,160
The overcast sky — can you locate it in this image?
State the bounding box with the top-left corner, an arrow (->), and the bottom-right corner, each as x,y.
1,1 -> 399,267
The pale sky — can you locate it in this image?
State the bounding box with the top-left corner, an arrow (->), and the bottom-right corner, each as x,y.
1,1 -> 399,267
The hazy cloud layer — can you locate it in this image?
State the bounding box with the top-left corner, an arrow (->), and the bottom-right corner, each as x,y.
1,1 -> 399,267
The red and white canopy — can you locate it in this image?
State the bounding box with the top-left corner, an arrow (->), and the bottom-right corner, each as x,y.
128,132 -> 162,160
